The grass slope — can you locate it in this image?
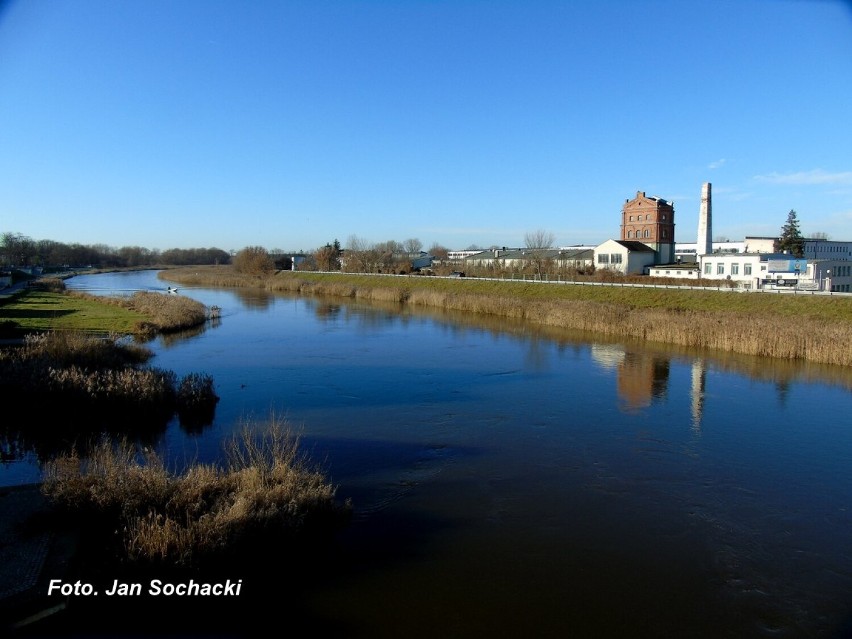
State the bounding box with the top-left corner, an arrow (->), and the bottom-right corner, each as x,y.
0,290 -> 145,334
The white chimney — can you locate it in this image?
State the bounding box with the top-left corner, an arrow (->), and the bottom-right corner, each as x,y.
697,182 -> 712,256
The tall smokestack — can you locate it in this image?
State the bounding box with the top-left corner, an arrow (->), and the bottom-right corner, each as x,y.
697,182 -> 712,256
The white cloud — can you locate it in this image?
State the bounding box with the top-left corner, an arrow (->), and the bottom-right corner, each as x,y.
753,169 -> 852,186
708,159 -> 727,170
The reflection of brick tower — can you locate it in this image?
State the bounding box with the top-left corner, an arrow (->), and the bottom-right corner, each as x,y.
621,191 -> 676,263
617,351 -> 670,412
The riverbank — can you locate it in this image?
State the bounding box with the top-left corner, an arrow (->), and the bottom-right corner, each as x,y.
160,266 -> 852,367
0,283 -> 210,338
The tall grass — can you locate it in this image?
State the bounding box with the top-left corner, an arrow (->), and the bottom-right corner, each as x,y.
0,331 -> 219,435
42,417 -> 350,565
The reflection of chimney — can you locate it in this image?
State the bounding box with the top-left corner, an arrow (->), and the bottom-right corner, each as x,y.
697,182 -> 712,256
690,358 -> 706,434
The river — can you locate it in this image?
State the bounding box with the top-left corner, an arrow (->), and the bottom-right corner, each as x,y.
5,269 -> 852,637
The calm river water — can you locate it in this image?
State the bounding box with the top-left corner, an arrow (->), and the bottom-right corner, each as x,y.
7,270 -> 852,637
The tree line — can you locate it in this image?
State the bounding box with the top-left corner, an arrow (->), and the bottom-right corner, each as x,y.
1,232 -> 231,270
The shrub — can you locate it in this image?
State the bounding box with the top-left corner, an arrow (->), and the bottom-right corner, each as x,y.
233,246 -> 275,275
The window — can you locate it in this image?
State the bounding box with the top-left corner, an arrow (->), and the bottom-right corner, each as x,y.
597,253 -> 609,264
717,263 -> 724,275
645,214 -> 650,221
704,262 -> 712,274
662,229 -> 668,239
744,263 -> 752,275
629,216 -> 634,221
644,229 -> 650,238
611,253 -> 623,264
627,231 -> 633,239
731,263 -> 739,275
662,214 -> 666,221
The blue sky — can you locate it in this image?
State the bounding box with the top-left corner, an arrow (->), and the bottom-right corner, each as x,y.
1,0 -> 851,252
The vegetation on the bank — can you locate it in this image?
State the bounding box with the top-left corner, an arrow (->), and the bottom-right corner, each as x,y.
42,417 -> 350,565
233,245 -> 276,275
162,267 -> 852,367
0,280 -> 209,337
1,230 -> 231,269
0,331 -> 219,434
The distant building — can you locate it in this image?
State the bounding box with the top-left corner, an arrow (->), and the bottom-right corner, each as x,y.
446,250 -> 485,261
802,239 -> 852,260
594,239 -> 656,275
743,237 -> 778,254
464,247 -> 593,271
620,191 -> 676,264
675,240 -> 744,261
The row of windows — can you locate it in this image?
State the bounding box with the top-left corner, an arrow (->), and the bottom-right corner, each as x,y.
704,263 -> 754,276
597,253 -> 623,264
627,214 -> 668,222
626,229 -> 669,240
830,265 -> 852,276
830,284 -> 851,292
810,245 -> 852,253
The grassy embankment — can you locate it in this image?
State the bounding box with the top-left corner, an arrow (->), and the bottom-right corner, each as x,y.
162,266 -> 852,367
0,278 -> 208,337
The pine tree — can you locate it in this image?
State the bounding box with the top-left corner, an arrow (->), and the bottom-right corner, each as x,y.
777,209 -> 804,257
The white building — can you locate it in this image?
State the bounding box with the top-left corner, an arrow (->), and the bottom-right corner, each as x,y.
803,239 -> 852,261
694,254 -> 851,291
675,240 -> 745,261
594,240 -> 656,275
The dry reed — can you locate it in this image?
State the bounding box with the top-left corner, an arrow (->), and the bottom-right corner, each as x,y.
42,416 -> 349,565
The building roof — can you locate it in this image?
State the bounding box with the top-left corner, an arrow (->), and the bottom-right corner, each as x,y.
606,240 -> 656,252
465,248 -> 593,261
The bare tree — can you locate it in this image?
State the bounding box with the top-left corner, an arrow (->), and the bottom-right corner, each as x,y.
403,238 -> 423,256
345,235 -> 375,272
428,243 -> 449,260
524,229 -> 555,278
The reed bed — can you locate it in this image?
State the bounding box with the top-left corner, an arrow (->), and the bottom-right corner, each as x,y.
42,417 -> 350,565
160,267 -> 852,367
0,331 -> 219,431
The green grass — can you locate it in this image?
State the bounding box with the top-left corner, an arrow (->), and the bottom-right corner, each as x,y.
0,290 -> 146,334
278,272 -> 852,322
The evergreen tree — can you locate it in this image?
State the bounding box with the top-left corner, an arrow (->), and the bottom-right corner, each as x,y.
777,209 -> 804,257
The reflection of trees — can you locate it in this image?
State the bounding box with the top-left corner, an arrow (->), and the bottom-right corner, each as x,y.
0,410 -> 171,463
0,395 -> 218,463
233,288 -> 273,310
312,302 -> 343,322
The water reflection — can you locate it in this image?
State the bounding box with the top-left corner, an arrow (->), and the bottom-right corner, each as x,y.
691,359 -> 707,433
15,270 -> 852,637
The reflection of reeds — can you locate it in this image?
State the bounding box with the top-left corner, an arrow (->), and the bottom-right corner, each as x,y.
163,268 -> 852,367
42,417 -> 349,565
